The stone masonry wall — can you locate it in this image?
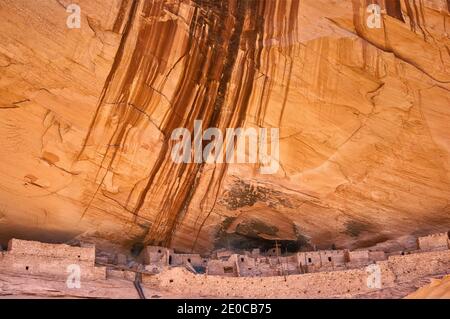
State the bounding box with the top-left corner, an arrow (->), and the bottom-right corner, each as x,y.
0,239 -> 105,281
171,254 -> 206,268
144,266 -> 379,298
144,249 -> 450,298
8,239 -> 95,262
417,233 -> 449,251
140,246 -> 173,265
380,250 -> 450,282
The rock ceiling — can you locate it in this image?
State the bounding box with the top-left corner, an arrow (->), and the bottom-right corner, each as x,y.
0,0 -> 449,253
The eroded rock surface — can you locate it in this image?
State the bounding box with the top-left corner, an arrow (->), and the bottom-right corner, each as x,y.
0,0 -> 449,253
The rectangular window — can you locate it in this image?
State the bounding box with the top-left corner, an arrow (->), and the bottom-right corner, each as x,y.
224,266 -> 234,274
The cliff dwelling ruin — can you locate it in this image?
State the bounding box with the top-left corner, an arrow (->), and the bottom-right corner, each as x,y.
0,232 -> 449,298
0,0 -> 450,300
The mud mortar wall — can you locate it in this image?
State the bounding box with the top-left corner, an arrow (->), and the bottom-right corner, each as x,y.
144,250 -> 450,298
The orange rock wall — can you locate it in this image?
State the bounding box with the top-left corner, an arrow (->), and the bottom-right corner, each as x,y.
0,0 -> 449,253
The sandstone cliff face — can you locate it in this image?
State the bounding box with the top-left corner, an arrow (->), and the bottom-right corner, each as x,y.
0,0 -> 449,253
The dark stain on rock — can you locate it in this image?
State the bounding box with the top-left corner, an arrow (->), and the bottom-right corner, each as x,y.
77,0 -> 300,248
385,0 -> 405,23
41,151 -> 60,164
219,180 -> 292,210
344,220 -> 372,237
130,242 -> 144,257
214,217 -> 309,253
235,220 -> 279,239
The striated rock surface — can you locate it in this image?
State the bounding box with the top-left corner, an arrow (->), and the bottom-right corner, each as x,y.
406,275 -> 450,298
0,0 -> 449,253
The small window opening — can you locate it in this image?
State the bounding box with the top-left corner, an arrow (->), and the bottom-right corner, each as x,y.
224,266 -> 234,274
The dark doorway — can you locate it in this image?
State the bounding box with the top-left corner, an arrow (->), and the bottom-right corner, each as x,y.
224,266 -> 234,274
